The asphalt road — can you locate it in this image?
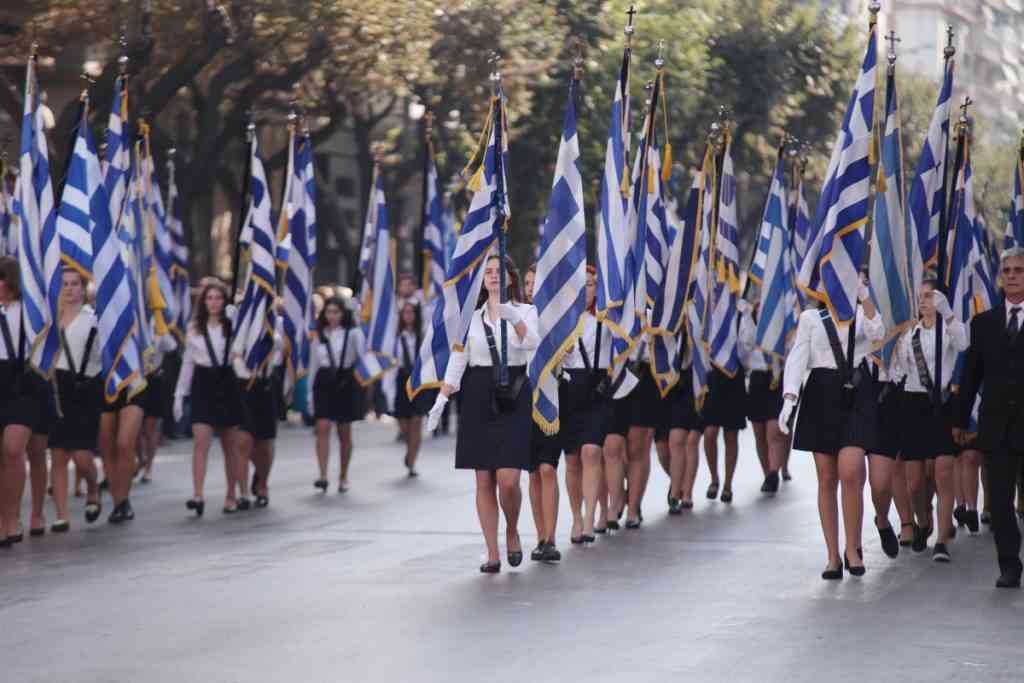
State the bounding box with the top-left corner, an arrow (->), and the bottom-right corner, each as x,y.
2,418 -> 1022,682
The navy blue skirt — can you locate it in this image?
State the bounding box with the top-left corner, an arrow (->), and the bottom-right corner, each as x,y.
702,367 -> 747,430
746,370 -> 783,422
190,366 -> 243,429
392,367 -> 433,419
793,367 -> 879,455
455,366 -> 531,471
313,368 -> 365,423
49,370 -> 102,451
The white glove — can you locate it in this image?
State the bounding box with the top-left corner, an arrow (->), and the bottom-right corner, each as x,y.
932,290 -> 952,320
426,393 -> 449,432
778,397 -> 797,436
737,299 -> 751,315
226,303 -> 238,322
173,395 -> 184,423
496,302 -> 524,326
858,282 -> 871,303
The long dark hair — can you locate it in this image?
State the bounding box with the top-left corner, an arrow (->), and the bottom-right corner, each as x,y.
193,281 -> 231,337
317,296 -> 354,333
399,301 -> 423,349
477,254 -> 522,308
0,256 -> 21,300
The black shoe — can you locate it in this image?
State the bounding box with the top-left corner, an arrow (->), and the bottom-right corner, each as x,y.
29,526 -> 45,537
761,471 -> 780,494
932,543 -> 951,563
981,511 -> 991,525
594,527 -> 607,535
507,535 -> 523,567
581,534 -> 596,544
625,512 -> 643,529
899,522 -> 914,547
99,478 -> 110,491
953,505 -> 967,528
255,495 -> 269,508
50,520 -> 70,533
706,482 -> 719,500
541,543 -> 561,563
965,509 -> 980,534
237,497 -> 252,511
107,501 -> 126,525
120,500 -> 135,521
531,541 -> 547,561
720,488 -> 733,504
680,500 -> 694,510
996,571 -> 1022,588
84,501 -> 102,524
606,520 -> 620,531
314,479 -> 328,493
782,470 -> 792,482
223,502 -> 238,515
186,498 -> 205,517
569,535 -> 585,545
668,498 -> 682,515
821,562 -> 843,581
877,522 -> 899,559
844,552 -> 866,577
480,561 -> 501,574
912,524 -> 930,553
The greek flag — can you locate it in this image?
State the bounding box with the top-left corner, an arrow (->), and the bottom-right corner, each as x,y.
55,99 -> 97,280
422,143 -> 446,306
688,145 -> 716,411
16,54 -> 60,375
166,155 -> 191,338
947,141 -> 975,324
93,83 -> 146,402
791,175 -> 812,279
799,26 -> 877,323
868,70 -> 918,369
641,144 -> 674,312
141,142 -> 174,336
355,168 -> 399,408
971,213 -> 997,315
596,42 -> 635,366
651,171 -> 701,397
282,134 -> 315,391
1006,153 -> 1022,249
751,153 -> 797,365
0,179 -> 10,257
104,77 -> 130,240
907,60 -> 954,269
407,93 -> 508,399
126,152 -> 155,368
442,197 -> 456,273
233,133 -> 277,380
709,137 -> 741,376
528,77 -> 587,434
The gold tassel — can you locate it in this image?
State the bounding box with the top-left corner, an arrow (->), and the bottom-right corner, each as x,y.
466,166 -> 484,193
661,143 -> 673,183
647,164 -> 655,195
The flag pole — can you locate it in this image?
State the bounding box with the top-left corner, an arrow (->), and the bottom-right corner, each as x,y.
488,53 -> 510,387
230,117 -> 255,304
420,110 -> 435,302
742,137 -> 788,301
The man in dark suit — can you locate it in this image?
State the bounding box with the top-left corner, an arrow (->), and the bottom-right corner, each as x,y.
955,247 -> 1024,588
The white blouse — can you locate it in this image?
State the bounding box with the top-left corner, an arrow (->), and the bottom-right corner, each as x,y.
311,325 -> 366,372
0,301 -> 25,361
174,323 -> 232,398
55,306 -> 101,377
562,313 -> 613,371
443,303 -> 540,389
782,306 -> 885,398
738,311 -> 769,373
395,330 -> 419,370
893,319 -> 968,394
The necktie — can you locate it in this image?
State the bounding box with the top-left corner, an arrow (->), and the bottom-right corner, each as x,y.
1010,307 -> 1021,342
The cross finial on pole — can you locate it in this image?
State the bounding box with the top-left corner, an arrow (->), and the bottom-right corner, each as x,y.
488,51 -> 502,86
944,24 -> 956,59
655,40 -> 666,69
624,4 -> 637,43
959,95 -> 973,123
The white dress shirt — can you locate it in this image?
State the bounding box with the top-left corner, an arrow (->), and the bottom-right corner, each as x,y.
444,303 -> 540,390
174,323 -> 232,398
55,306 -> 101,377
782,306 -> 885,398
894,318 -> 969,394
562,313 -> 613,371
738,312 -> 769,373
395,330 -> 419,370
311,325 -> 366,372
0,301 -> 25,361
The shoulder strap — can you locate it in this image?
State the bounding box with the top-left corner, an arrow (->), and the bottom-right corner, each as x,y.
399,334 -> 412,369
594,321 -> 603,371
78,328 -> 98,379
819,309 -> 849,382
339,328 -> 351,369
481,313 -> 503,383
910,328 -> 935,395
201,326 -> 227,368
0,310 -> 15,361
323,331 -> 337,370
577,337 -> 591,372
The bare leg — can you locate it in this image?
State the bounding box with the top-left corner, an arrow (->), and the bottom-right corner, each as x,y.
27,435 -> 47,530
141,416 -> 159,478
867,455 -> 894,525
338,422 -> 353,486
564,453 -> 582,539
905,460 -> 931,531
766,420 -> 785,474
723,430 -> 739,493
72,452 -> 99,509
475,470 -> 500,563
315,419 -> 331,481
405,417 -> 422,472
51,449 -> 71,523
112,406 -> 143,505
934,454 -> 956,545
838,447 -> 867,568
682,430 -> 701,502
668,428 -> 688,500
626,426 -> 652,522
2,425 -> 31,535
603,433 -> 626,521
581,445 -> 602,536
655,438 -> 671,477
891,459 -> 914,542
496,468 -> 522,552
751,421 -> 770,477
190,424 -> 215,500
252,439 -> 273,496
528,471 -> 544,541
540,464 -> 559,545
703,426 -> 720,493
233,427 -> 252,501
814,453 -> 841,569
961,449 -> 981,512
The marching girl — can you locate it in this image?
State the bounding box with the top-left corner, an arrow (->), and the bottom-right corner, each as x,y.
0,258 -> 56,542
954,395 -> 984,534
393,301 -> 430,477
667,327 -> 703,512
779,284 -> 884,578
620,339 -> 662,528
864,351 -> 909,558
137,323 -> 177,484
173,281 -> 244,516
426,254 -> 539,573
232,315 -> 284,509
309,296 -> 366,493
738,300 -> 785,494
702,343 -> 747,504
48,269 -> 104,531
892,279 -> 968,562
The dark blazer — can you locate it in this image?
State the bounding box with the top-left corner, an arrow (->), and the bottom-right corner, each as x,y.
957,304 -> 1024,452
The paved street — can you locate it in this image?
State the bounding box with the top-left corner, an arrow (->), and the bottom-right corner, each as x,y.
2,419 -> 1022,683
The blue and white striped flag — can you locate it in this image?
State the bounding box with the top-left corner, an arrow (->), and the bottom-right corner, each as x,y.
651,170 -> 701,397
126,151 -> 155,369
56,99 -> 98,280
282,134 -> 315,391
799,25 -> 877,323
141,139 -> 174,336
16,54 -> 60,376
441,197 -> 456,273
709,137 -> 741,376
791,174 -> 812,277
689,145 -> 716,411
751,152 -> 797,365
1006,152 -> 1023,250
948,141 -> 975,325
907,59 -> 954,270
641,144 -> 674,312
166,154 -> 191,337
93,82 -> 147,402
422,142 -> 446,307
868,69 -> 918,370
971,212 -> 997,316
355,168 -> 399,408
596,42 -> 636,370
528,77 -> 587,434
104,77 -> 130,239
407,93 -> 508,399
233,133 -> 277,380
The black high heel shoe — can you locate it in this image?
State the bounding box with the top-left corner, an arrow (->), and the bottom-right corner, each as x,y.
237,497 -> 252,511
720,488 -> 733,504
531,540 -> 547,561
844,552 -> 866,577
581,534 -> 596,544
507,534 -> 523,567
186,498 -> 205,518
314,479 -> 328,493
821,561 -> 843,581
479,561 -> 501,574
706,482 -> 720,500
594,526 -> 607,535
